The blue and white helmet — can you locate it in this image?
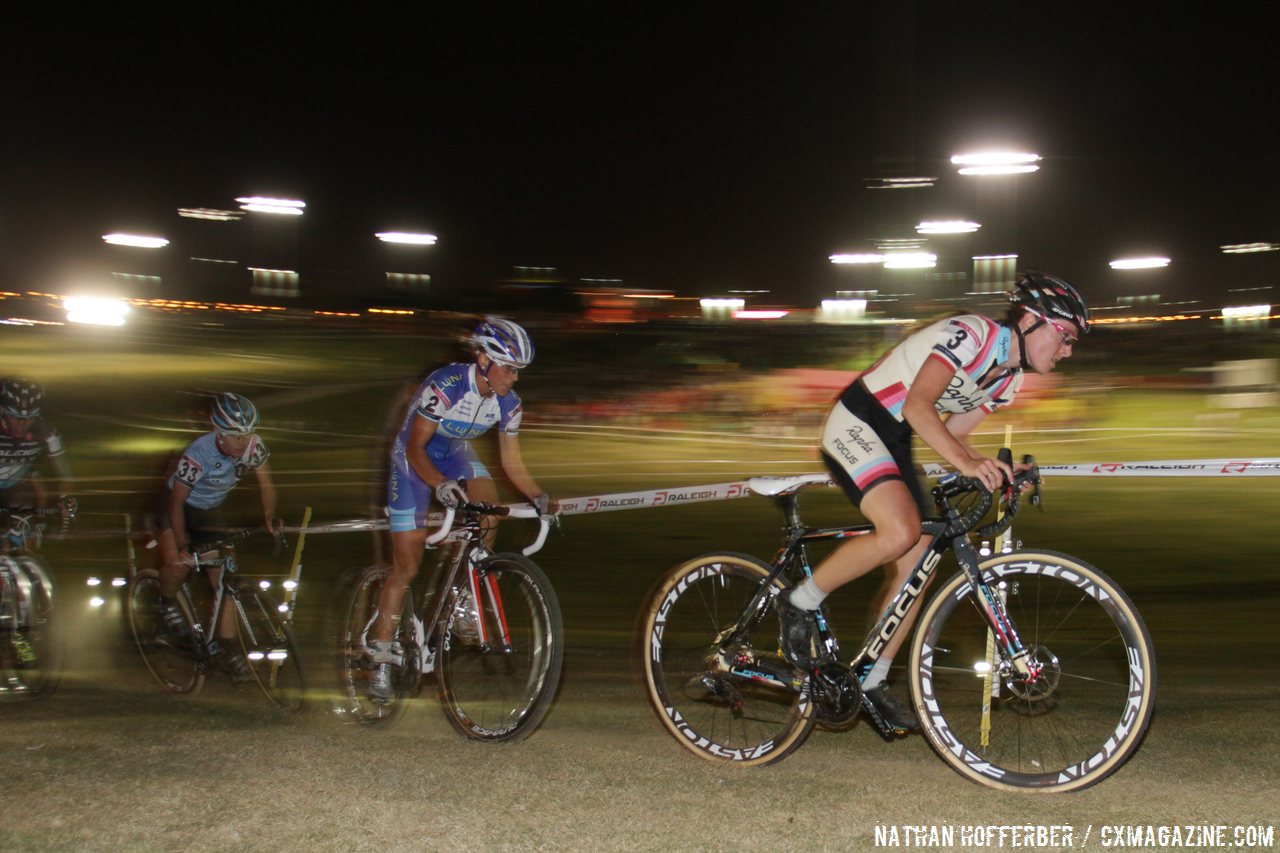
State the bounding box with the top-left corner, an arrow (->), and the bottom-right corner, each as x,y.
1,379 -> 43,418
471,317 -> 534,369
210,392 -> 260,435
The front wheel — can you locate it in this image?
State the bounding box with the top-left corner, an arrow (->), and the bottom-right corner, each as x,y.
333,564 -> 420,726
908,550 -> 1156,793
0,554 -> 63,699
128,569 -> 204,695
437,553 -> 563,742
641,552 -> 816,766
236,588 -> 307,715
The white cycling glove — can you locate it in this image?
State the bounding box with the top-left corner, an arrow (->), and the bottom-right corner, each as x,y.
435,479 -> 467,509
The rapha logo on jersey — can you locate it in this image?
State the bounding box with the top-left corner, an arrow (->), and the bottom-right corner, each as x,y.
843,425 -> 877,455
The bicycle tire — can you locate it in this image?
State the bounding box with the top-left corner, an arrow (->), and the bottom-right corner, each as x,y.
128,569 -> 204,695
237,588 -> 307,715
908,550 -> 1156,792
0,554 -> 63,699
641,552 -> 816,766
436,552 -> 564,742
333,564 -> 419,726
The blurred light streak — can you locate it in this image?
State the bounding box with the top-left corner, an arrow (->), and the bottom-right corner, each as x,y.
1221,305 -> 1271,319
917,220 -> 981,234
368,308 -> 414,315
178,208 -> 242,221
65,296 -> 130,326
734,310 -> 789,319
237,197 -> 306,215
820,299 -> 868,322
868,176 -> 936,189
376,231 -> 437,245
953,151 -> 1041,175
830,253 -> 884,264
1221,242 -> 1279,254
883,252 -> 937,269
1110,257 -> 1171,269
102,233 -> 169,248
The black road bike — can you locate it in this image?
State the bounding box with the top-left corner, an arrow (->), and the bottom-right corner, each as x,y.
334,501 -> 563,743
0,508 -> 64,699
641,454 -> 1156,792
128,528 -> 306,714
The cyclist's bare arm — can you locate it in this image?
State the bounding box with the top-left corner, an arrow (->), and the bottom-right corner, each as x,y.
903,359 -> 1012,488
252,461 -> 280,532
497,432 -> 552,507
406,415 -> 448,488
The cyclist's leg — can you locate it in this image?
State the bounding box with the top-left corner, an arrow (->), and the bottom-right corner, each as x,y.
809,482 -> 921,593
376,453 -> 433,644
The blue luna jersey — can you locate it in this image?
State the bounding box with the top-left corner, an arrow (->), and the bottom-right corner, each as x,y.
386,363 -> 524,532
397,362 -> 523,445
170,432 -> 271,510
0,418 -> 66,491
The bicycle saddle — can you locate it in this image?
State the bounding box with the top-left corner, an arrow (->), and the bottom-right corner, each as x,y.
747,474 -> 832,496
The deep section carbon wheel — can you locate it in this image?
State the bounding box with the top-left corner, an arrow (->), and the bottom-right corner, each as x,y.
642,552 -> 815,766
909,550 -> 1156,792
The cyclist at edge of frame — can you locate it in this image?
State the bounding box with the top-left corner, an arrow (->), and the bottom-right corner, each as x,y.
777,270 -> 1090,731
366,316 -> 556,704
0,379 -> 77,539
152,392 -> 280,683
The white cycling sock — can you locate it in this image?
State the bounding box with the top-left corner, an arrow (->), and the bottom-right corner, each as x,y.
789,577 -> 828,611
860,656 -> 893,689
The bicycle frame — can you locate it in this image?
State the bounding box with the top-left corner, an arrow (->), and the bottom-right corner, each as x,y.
716,482 -> 1038,702
176,545 -> 249,663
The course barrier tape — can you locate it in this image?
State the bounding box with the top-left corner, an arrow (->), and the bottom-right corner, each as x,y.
270,458 -> 1280,536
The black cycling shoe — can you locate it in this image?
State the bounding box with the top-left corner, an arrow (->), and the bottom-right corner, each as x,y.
863,682 -> 920,732
217,648 -> 255,686
775,590 -> 816,667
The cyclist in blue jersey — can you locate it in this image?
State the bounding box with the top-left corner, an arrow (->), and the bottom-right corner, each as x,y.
367,317 -> 554,703
0,379 -> 77,522
153,393 -> 279,682
777,271 -> 1090,730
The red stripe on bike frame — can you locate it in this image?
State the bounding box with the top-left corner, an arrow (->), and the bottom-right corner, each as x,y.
467,565 -> 489,646
484,572 -> 512,647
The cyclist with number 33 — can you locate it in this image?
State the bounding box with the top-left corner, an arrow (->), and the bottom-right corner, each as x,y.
777,270 -> 1090,730
368,317 -> 555,704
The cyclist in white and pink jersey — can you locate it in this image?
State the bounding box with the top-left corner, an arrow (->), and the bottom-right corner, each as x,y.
778,271 -> 1090,730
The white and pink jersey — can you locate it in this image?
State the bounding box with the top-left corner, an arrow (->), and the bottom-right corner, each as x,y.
859,314 -> 1022,422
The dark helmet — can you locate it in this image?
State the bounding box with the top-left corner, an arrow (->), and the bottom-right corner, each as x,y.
210,392 -> 260,435
1010,270 -> 1090,334
471,316 -> 534,369
1,379 -> 44,418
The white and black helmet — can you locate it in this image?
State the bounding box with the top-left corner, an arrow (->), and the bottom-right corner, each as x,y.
471,316 -> 534,369
210,392 -> 260,435
1010,270 -> 1090,334
1,379 -> 44,418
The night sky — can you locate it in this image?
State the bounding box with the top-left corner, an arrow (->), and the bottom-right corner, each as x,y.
4,5 -> 1276,307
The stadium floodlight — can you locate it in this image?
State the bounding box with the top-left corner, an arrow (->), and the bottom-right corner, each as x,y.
89,596 -> 106,608
102,233 -> 169,249
883,252 -> 937,269
236,196 -> 306,215
1110,257 -> 1171,270
64,296 -> 130,327
376,231 -> 438,245
830,253 -> 885,264
917,220 -> 981,235
952,151 -> 1041,175
867,176 -> 937,190
734,310 -> 789,319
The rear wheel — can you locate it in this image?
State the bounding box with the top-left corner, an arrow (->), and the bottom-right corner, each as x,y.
641,552 -> 815,766
0,554 -> 63,699
437,553 -> 563,742
909,551 -> 1156,792
334,564 -> 420,725
128,569 -> 204,695
236,588 -> 306,715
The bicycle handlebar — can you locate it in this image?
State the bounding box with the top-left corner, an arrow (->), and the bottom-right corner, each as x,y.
933,450 -> 1041,538
425,501 -> 555,556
